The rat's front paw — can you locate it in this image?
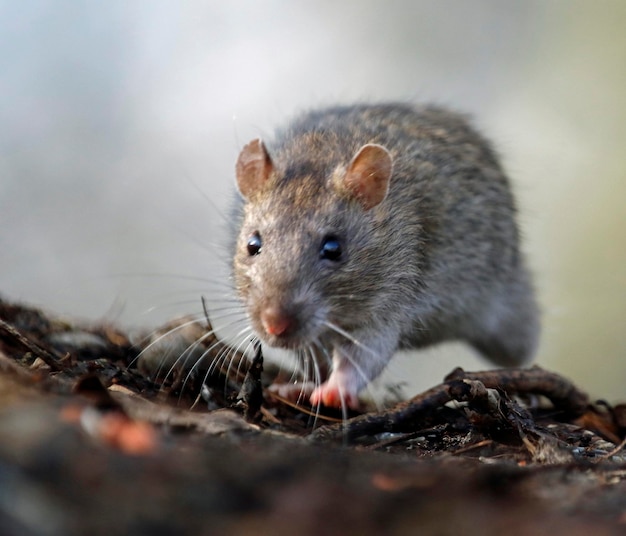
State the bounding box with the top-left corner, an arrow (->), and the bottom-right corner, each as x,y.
310,382 -> 360,410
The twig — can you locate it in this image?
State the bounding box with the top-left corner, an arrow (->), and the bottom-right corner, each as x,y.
265,391 -> 343,423
0,318 -> 62,371
444,366 -> 589,416
310,366 -> 590,443
596,436 -> 626,462
309,383 -> 452,442
200,295 -> 211,330
452,439 -> 494,455
236,342 -> 264,423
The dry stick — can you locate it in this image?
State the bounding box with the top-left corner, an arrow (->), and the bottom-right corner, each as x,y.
265,391 -> 343,423
310,366 -> 590,442
444,366 -> 589,415
0,318 -> 62,372
236,342 -> 264,423
597,436 -> 626,462
310,382 -> 453,442
201,295 -> 212,330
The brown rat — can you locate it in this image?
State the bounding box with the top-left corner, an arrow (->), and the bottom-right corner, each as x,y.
233,103 -> 539,409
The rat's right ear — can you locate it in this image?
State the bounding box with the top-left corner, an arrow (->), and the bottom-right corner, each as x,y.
341,144 -> 393,210
236,139 -> 274,199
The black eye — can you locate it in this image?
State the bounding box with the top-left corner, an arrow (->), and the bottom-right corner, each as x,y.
247,232 -> 262,256
320,235 -> 342,261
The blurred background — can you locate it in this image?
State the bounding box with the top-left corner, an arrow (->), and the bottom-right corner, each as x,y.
1,0 -> 624,401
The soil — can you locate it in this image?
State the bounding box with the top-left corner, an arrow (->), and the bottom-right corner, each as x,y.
0,296 -> 625,536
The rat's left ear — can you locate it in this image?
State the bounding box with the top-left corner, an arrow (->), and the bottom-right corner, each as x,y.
341,144 -> 393,210
236,139 -> 274,199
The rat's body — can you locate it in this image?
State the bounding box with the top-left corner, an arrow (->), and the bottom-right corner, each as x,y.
233,103 -> 539,408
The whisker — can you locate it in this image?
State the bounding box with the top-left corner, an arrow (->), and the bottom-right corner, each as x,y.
177,322 -> 255,409
105,271 -> 219,284
307,344 -> 325,426
296,348 -> 311,407
130,315 -> 206,368
178,166 -> 231,226
160,328 -> 227,391
222,331 -> 257,394
320,322 -> 386,412
322,321 -> 378,357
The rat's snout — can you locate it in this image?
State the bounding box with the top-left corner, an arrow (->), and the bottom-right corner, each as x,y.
260,306 -> 295,338
249,271 -> 329,348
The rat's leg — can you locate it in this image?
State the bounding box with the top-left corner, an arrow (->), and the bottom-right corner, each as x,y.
470,277 -> 539,367
310,326 -> 399,409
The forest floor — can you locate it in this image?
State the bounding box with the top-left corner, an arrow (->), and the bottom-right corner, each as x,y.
1,296 -> 625,535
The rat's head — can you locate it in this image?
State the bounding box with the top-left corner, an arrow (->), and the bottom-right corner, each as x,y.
232,138 -> 393,351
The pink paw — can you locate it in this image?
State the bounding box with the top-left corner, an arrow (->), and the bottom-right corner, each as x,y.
310,383 -> 360,410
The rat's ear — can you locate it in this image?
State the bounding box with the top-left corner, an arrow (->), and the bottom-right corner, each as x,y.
342,144 -> 393,210
236,139 -> 274,199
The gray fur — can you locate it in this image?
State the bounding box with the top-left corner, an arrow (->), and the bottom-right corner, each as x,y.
233,103 -> 539,405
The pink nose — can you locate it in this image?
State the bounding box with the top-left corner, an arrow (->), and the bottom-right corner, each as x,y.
261,307 -> 292,337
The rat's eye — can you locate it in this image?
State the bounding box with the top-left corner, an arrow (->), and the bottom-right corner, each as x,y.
247,232 -> 262,256
320,235 -> 342,261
